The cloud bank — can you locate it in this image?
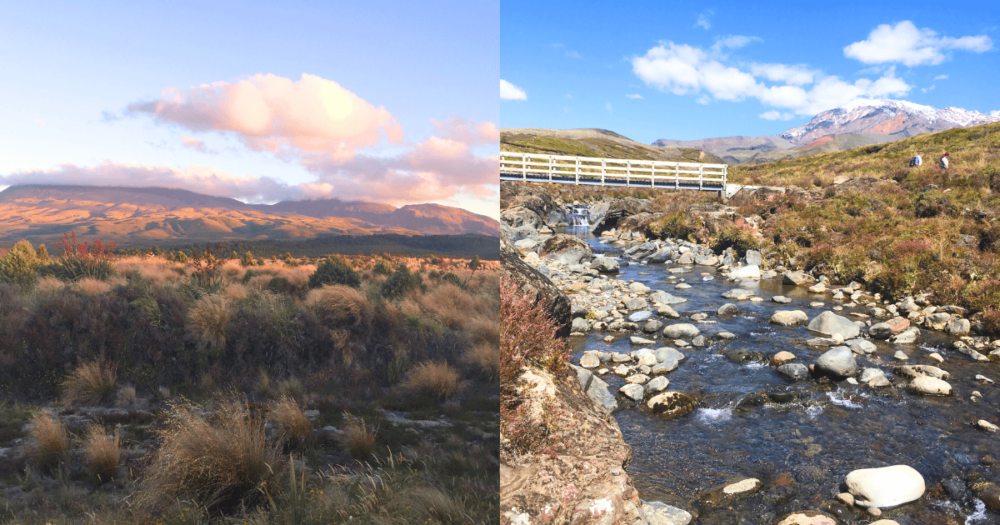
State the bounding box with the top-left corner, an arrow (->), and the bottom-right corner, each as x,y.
844,21 -> 992,66
500,79 -> 527,100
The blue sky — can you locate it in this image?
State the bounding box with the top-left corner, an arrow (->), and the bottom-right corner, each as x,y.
0,0 -> 500,218
501,0 -> 999,143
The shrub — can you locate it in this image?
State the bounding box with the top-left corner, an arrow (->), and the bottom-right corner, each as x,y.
241,251 -> 256,267
339,413 -> 378,461
0,239 -> 42,288
188,294 -> 232,350
76,277 -> 112,295
306,285 -> 372,332
269,396 -> 311,447
176,251 -> 189,264
29,412 -> 69,470
62,362 -> 117,407
465,343 -> 499,380
379,264 -> 424,300
711,224 -> 761,260
373,259 -> 393,275
41,232 -> 117,281
141,399 -> 281,513
308,255 -> 361,289
499,276 -> 569,386
403,361 -> 460,399
646,210 -> 696,241
83,424 -> 121,482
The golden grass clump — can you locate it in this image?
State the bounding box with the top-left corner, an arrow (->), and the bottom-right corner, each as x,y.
115,385 -> 137,407
187,294 -> 232,348
339,413 -> 378,461
223,282 -> 249,301
34,275 -> 65,294
115,256 -> 186,286
83,424 -> 120,482
306,284 -> 371,330
418,282 -> 481,330
465,343 -> 500,380
29,412 -> 69,469
141,399 -> 280,513
76,277 -> 112,296
403,361 -> 460,399
269,396 -> 311,446
62,362 -> 117,407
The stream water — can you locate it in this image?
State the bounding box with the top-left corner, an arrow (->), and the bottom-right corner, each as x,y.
563,228 -> 1000,524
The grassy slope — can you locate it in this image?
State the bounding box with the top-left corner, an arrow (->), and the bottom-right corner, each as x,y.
501,129 -> 724,163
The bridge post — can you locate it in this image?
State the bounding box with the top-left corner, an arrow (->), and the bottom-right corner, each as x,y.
521,153 -> 526,181
674,164 -> 679,189
699,166 -> 704,191
651,162 -> 656,188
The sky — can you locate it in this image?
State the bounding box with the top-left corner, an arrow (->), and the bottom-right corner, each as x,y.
500,0 -> 1000,143
0,0 -> 500,219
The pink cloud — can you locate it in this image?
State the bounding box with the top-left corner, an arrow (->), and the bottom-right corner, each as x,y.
180,136 -> 210,153
129,73 -> 404,160
430,116 -> 500,145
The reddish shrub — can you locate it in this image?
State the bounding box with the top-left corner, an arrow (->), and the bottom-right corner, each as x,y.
499,276 -> 568,387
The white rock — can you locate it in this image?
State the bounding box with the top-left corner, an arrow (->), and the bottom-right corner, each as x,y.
722,478 -> 761,495
845,465 -> 925,508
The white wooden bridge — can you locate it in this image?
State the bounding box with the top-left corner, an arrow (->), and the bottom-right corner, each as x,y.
500,151 -> 728,193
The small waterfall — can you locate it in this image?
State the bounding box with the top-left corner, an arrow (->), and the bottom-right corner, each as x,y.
567,205 -> 590,228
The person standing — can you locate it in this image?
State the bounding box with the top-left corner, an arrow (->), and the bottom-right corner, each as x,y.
940,152 -> 950,169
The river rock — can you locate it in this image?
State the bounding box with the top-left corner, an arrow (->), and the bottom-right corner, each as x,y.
978,420 -> 1000,433
815,346 -> 857,379
629,311 -> 653,323
783,271 -> 817,286
909,375 -> 953,396
572,365 -> 617,412
846,338 -> 876,355
868,375 -> 891,388
859,368 -> 886,384
946,318 -> 971,336
647,248 -> 674,264
646,391 -> 695,418
717,303 -> 740,316
775,511 -> 837,525
845,465 -> 925,508
674,283 -> 692,290
502,233 -> 571,336
771,310 -> 809,327
592,256 -> 620,273
643,320 -> 664,333
772,295 -> 792,304
889,327 -> 920,344
571,317 -> 590,333
652,360 -> 679,375
654,347 -> 685,363
721,288 -> 754,300
723,478 -> 761,495
630,336 -> 654,345
501,206 -> 543,229
637,354 -> 658,367
868,323 -> 892,339
744,250 -> 763,266
696,255 -> 719,266
540,234 -> 592,265
646,376 -> 670,393
807,311 -> 861,339
650,291 -> 687,305
663,324 -> 700,339
626,374 -> 650,385
924,312 -> 952,330
777,363 -> 809,381
729,265 -> 761,280
619,384 -> 644,402
893,350 -> 908,361
641,501 -> 692,525
808,283 -> 827,293
894,365 -> 950,380
630,282 -> 650,294
676,252 -> 696,265
770,351 -> 796,366
580,353 -> 600,368
624,297 -> 648,310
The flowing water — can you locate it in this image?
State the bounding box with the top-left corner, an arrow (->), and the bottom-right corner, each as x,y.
564,231 -> 1000,524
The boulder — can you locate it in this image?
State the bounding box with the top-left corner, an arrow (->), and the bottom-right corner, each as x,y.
580,353 -> 600,369
619,383 -> 645,402
540,234 -> 592,265
909,375 -> 954,396
777,363 -> 809,381
889,327 -> 920,344
501,233 -> 571,337
783,271 -> 817,286
676,252 -> 696,265
640,501 -> 692,525
807,311 -> 861,339
592,257 -> 620,273
646,391 -> 695,418
946,318 -> 971,336
728,264 -> 761,280
646,248 -> 674,264
770,351 -> 796,366
869,322 -> 893,340
894,365 -> 950,380
500,205 -> 543,229
744,250 -> 763,266
770,310 -> 809,327
571,317 -> 590,333
663,324 -> 700,339
572,365 -> 617,412
846,338 -> 876,354
924,312 -> 952,330
859,368 -> 886,384
845,465 -> 925,508
646,376 -> 670,393
654,347 -> 685,363
815,346 -> 857,379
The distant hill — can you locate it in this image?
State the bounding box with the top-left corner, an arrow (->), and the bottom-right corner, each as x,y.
501,127 -> 724,163
0,184 -> 499,245
654,99 -> 1000,165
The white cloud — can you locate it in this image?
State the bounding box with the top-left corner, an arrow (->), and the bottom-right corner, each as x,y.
750,64 -> 819,86
844,21 -> 993,66
500,79 -> 527,101
992,110 -> 1000,117
605,102 -> 613,112
695,9 -> 713,30
759,111 -> 795,121
626,94 -> 643,99
934,74 -> 949,80
711,35 -> 761,53
632,41 -> 911,115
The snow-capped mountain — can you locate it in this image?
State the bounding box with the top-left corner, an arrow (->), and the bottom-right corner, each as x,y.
780,99 -> 1000,146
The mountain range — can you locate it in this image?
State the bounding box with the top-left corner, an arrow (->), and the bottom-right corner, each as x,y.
0,185 -> 499,245
654,99 -> 1000,164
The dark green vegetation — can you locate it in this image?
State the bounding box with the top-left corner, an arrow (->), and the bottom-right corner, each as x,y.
0,245 -> 499,524
501,128 -> 723,163
120,233 -> 501,260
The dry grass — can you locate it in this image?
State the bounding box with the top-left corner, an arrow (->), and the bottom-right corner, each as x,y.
29,412 -> 69,469
61,362 -> 117,407
465,343 -> 500,380
34,275 -> 65,294
223,282 -> 249,301
141,399 -> 280,513
116,256 -> 187,286
269,396 -> 311,446
403,361 -> 460,399
188,293 -> 232,348
115,385 -> 137,407
339,413 -> 379,461
83,424 -> 120,482
76,277 -> 112,296
306,284 -> 372,331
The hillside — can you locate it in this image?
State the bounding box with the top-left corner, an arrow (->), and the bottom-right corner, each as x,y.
655,99 -> 1000,165
0,185 -> 500,245
501,127 -> 724,163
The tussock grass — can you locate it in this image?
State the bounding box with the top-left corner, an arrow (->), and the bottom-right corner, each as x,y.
61,361 -> 117,407
83,424 -> 120,482
188,293 -> 232,348
269,396 -> 311,447
306,284 -> 372,331
115,385 -> 137,407
465,343 -> 500,380
403,361 -> 460,399
339,414 -> 378,461
141,399 -> 281,513
76,277 -> 112,295
28,412 -> 69,469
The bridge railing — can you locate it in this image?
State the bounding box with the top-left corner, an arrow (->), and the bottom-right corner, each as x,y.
499,151 -> 726,190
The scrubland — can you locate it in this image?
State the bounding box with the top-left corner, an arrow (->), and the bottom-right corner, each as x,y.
0,238 -> 498,524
